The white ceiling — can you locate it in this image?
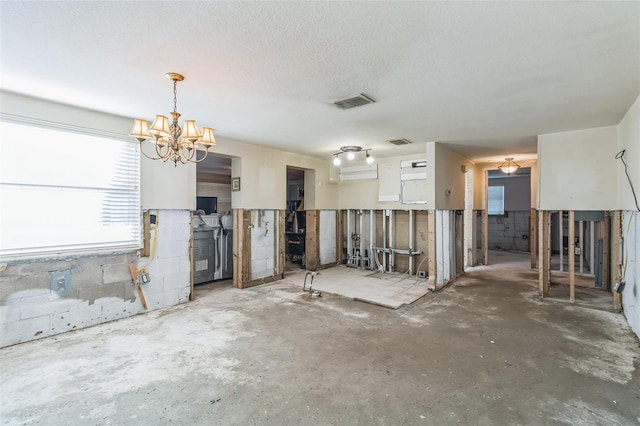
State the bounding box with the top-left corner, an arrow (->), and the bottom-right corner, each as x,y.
1,1 -> 638,162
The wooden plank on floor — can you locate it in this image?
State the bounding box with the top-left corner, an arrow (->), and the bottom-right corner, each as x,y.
530,208 -> 537,269
481,209 -> 488,265
427,210 -> 436,284
569,210 -> 575,303
612,211 -> 622,311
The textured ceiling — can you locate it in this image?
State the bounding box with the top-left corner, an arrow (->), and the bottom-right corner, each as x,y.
1,1 -> 638,162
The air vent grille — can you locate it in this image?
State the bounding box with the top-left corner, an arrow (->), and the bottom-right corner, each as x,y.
334,94 -> 375,110
387,138 -> 412,146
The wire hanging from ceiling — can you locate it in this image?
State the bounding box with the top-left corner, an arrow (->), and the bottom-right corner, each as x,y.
615,150 -> 640,211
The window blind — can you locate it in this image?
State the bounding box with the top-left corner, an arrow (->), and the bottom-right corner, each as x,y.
488,185 -> 505,215
0,118 -> 140,259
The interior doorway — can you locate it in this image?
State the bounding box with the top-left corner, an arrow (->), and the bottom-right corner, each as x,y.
482,167 -> 532,266
192,154 -> 235,288
285,166 -> 306,271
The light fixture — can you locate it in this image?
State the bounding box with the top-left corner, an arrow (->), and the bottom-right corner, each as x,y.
366,150 -> 374,164
129,72 -> 216,166
332,146 -> 374,165
498,157 -> 520,176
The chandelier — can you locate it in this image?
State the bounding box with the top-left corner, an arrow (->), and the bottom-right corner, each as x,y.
129,72 -> 216,166
498,157 -> 520,175
332,146 -> 374,166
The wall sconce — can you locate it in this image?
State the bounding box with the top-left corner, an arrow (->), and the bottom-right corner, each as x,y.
498,157 -> 520,176
332,146 -> 374,166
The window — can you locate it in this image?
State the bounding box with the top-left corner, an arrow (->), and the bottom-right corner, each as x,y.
488,185 -> 505,215
0,118 -> 140,259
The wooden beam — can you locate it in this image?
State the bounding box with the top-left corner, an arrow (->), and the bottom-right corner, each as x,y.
481,209 -> 488,265
305,210 -> 319,271
603,213 -> 610,290
233,209 -> 252,289
530,209 -> 537,269
538,210 -> 550,297
128,263 -> 148,310
427,210 -> 436,284
189,217 -> 195,301
612,211 -> 622,311
141,210 -> 151,258
579,220 -> 584,274
278,210 -> 285,278
558,211 -> 563,272
569,210 -> 575,303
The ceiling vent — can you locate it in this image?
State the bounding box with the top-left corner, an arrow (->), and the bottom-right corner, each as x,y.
387,138 -> 412,146
334,94 -> 375,110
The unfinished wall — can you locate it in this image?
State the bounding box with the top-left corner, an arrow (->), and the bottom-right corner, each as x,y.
250,210 -> 276,280
538,125 -> 618,211
0,210 -> 191,348
621,211 -> 639,337
319,210 -> 337,265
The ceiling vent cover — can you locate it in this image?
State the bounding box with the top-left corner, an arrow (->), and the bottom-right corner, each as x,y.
334,94 -> 375,110
387,138 -> 412,146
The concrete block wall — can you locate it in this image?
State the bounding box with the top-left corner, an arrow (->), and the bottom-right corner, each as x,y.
487,211 -> 531,252
0,209 -> 191,348
319,210 -> 337,265
251,210 -> 276,280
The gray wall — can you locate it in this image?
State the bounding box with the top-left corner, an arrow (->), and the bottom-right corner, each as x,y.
487,175 -> 531,252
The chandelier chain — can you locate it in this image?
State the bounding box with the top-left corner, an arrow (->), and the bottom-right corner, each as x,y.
173,79 -> 178,114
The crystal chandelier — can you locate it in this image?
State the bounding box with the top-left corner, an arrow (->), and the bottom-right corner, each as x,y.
129,72 -> 216,166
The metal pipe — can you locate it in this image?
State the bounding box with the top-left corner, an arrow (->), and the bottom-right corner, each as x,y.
369,209 -> 375,270
579,220 -> 584,274
590,221 -> 595,275
389,210 -> 394,272
382,210 -> 387,272
409,210 -> 415,275
346,210 -> 352,265
559,211 -> 563,272
359,210 -> 364,268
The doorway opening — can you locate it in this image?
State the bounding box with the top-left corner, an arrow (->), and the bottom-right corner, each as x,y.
285,166 -> 306,272
192,154 -> 235,290
482,167 -> 532,267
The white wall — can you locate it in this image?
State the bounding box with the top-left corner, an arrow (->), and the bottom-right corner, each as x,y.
538,125 -> 619,210
617,95 -> 640,211
433,143 -> 471,210
208,139 -> 339,210
617,95 -> 640,338
319,210 -> 337,265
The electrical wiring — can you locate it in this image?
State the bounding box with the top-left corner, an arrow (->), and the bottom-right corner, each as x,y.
616,150 -> 640,211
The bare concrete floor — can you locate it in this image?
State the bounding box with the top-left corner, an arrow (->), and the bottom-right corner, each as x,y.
1,265 -> 639,425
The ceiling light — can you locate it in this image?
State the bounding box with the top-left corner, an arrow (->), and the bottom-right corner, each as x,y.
331,146 -> 374,165
498,157 -> 520,176
130,72 -> 216,166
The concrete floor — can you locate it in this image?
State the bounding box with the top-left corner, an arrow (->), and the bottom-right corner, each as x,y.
2,259 -> 640,425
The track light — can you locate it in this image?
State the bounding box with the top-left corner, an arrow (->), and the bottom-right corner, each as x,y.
347,151 -> 355,160
366,150 -> 374,164
333,154 -> 341,166
331,146 -> 374,165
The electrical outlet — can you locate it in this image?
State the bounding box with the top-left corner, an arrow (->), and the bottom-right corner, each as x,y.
140,273 -> 150,284
614,281 -> 626,293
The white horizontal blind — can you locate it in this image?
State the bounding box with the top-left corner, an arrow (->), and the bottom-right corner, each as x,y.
0,118 -> 140,259
488,185 -> 505,215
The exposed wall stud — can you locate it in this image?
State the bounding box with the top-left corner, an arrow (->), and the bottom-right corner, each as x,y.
481,209 -> 488,265
569,210 -> 575,303
530,209 -> 537,268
